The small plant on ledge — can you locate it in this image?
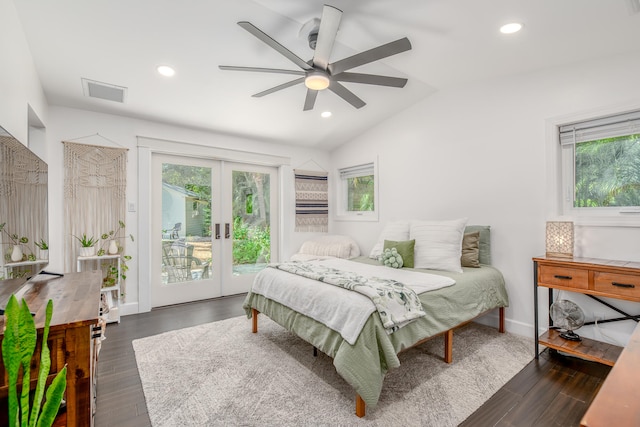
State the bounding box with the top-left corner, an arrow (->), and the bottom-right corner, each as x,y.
97,221 -> 134,285
97,220 -> 134,256
0,222 -> 37,262
34,238 -> 48,251
73,233 -> 98,257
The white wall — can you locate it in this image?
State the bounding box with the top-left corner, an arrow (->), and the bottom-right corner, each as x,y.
0,0 -> 48,143
46,106 -> 330,314
330,52 -> 640,343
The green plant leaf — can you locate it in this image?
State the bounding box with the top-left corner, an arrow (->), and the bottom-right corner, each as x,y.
2,295 -> 21,427
35,367 -> 66,427
18,299 -> 37,426
29,300 -> 53,427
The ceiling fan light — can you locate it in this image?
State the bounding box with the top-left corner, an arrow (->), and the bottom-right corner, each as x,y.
500,22 -> 523,34
305,73 -> 330,90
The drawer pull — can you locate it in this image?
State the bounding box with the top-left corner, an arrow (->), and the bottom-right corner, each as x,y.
554,275 -> 573,280
612,282 -> 635,289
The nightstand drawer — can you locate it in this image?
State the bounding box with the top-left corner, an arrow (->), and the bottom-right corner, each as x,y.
538,265 -> 589,290
594,272 -> 640,300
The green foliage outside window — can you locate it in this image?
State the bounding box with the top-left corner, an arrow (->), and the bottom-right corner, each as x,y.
347,175 -> 375,211
574,134 -> 640,207
232,216 -> 270,265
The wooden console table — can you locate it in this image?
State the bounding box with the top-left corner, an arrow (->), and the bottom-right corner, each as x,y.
533,256 -> 640,365
0,271 -> 102,426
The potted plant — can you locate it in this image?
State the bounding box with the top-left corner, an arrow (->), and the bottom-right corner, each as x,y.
97,221 -> 134,285
0,222 -> 34,262
98,220 -> 134,256
35,238 -> 48,259
2,296 -> 67,426
74,233 -> 98,257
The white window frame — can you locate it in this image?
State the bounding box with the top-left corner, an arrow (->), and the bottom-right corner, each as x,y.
547,105 -> 640,227
334,159 -> 379,222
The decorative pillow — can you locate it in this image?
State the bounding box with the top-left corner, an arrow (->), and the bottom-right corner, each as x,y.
461,231 -> 480,268
383,239 -> 415,268
368,220 -> 410,259
381,247 -> 403,268
410,218 -> 468,273
298,235 -> 361,259
464,225 -> 491,265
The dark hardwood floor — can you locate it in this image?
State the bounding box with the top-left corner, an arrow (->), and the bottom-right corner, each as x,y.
94,297 -> 610,426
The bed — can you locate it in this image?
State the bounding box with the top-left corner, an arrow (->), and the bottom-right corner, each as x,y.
242,223 -> 508,417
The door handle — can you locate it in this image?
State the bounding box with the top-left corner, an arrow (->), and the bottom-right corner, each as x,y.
215,223 -> 221,240
225,223 -> 230,239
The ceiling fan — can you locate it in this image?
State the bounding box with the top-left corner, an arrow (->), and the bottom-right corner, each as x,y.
219,4 -> 412,111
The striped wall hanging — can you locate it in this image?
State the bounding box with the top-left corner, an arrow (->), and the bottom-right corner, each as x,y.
294,169 -> 328,232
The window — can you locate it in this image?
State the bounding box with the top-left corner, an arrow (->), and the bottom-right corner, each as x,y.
559,110 -> 640,221
336,161 -> 378,221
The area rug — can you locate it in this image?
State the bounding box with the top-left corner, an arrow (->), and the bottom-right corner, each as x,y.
133,315 -> 532,426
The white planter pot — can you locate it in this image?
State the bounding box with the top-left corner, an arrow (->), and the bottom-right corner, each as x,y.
79,246 -> 96,257
108,240 -> 119,255
11,245 -> 23,262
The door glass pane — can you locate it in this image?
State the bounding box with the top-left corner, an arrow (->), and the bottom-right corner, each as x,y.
161,163 -> 212,284
232,171 -> 270,276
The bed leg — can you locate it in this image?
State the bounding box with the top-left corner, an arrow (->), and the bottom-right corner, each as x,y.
499,307 -> 505,333
252,308 -> 259,333
444,329 -> 453,364
355,394 -> 366,418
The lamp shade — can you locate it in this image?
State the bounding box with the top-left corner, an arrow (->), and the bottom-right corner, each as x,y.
546,221 -> 574,258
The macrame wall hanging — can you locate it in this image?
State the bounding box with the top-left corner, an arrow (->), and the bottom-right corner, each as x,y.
294,169 -> 328,232
0,135 -> 48,263
63,139 -> 128,296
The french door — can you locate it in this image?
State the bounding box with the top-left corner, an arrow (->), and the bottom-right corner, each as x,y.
150,154 -> 278,307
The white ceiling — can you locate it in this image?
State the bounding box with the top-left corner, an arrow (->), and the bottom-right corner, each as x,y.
12,0 -> 640,150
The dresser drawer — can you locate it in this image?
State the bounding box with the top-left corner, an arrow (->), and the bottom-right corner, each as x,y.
594,272 -> 640,300
538,265 -> 589,290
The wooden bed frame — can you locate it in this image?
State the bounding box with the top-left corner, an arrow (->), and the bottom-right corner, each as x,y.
251,305 -> 505,418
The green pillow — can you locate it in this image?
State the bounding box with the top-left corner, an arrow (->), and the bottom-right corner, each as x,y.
383,239 -> 415,268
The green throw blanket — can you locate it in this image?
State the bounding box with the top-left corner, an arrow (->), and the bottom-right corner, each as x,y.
270,262 -> 426,333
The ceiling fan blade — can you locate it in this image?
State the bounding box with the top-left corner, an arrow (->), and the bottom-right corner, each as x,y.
333,72 -> 407,88
238,21 -> 313,71
328,81 -> 366,109
328,37 -> 412,75
219,65 -> 305,76
252,77 -> 305,98
312,5 -> 342,70
303,89 -> 318,111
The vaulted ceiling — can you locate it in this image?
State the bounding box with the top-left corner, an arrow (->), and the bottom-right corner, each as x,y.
13,0 -> 640,149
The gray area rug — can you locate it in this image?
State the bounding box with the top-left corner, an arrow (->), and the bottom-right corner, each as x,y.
133,315 -> 532,426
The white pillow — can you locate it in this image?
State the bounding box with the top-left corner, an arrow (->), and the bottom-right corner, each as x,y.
410,218 -> 468,272
298,235 -> 361,259
368,220 -> 410,259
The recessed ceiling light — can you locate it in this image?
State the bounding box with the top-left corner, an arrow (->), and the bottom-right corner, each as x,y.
500,22 -> 523,34
157,65 -> 176,77
321,111 -> 332,118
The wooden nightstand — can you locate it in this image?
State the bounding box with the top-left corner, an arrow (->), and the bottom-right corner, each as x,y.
533,256 -> 640,366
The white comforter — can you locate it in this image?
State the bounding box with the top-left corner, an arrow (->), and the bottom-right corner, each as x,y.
250,258 -> 455,345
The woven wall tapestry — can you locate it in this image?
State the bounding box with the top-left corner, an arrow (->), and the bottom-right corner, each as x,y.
0,136 -> 48,263
294,169 -> 328,232
63,141 -> 127,294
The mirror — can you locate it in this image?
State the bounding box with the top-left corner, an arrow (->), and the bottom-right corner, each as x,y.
0,125 -> 48,280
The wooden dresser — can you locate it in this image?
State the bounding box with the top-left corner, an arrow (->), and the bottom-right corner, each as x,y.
0,271 -> 102,426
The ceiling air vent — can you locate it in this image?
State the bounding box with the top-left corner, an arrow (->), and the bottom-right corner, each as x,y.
81,78 -> 127,103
